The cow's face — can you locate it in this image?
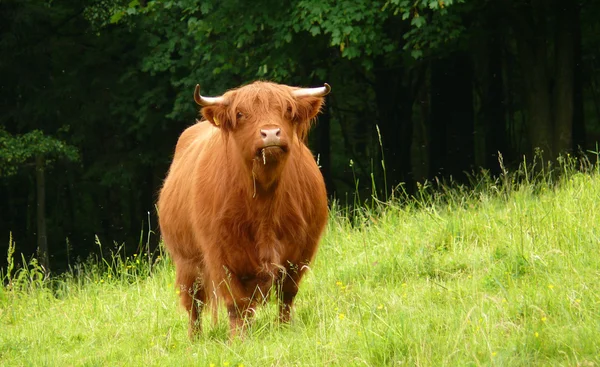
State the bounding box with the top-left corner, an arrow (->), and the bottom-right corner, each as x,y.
197,82 -> 329,187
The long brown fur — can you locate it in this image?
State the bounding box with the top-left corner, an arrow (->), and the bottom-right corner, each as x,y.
157,81 -> 329,339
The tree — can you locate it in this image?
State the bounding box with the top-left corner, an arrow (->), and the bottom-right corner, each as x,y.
504,0 -> 582,159
0,130 -> 78,272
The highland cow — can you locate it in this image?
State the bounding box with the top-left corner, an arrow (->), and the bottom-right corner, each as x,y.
157,81 -> 330,338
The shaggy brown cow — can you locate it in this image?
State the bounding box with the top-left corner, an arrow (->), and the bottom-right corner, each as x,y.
157,81 -> 330,339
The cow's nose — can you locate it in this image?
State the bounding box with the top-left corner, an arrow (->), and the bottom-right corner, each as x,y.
260,128 -> 281,145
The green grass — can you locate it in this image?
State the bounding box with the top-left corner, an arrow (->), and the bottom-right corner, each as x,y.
2,164 -> 600,366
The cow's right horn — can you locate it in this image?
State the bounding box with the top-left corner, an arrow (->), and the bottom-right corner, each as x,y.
194,84 -> 227,106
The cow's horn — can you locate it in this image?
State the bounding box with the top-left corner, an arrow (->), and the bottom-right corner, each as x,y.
292,83 -> 331,98
194,84 -> 227,106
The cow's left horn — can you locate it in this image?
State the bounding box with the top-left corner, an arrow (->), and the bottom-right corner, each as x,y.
292,83 -> 331,98
194,84 -> 227,106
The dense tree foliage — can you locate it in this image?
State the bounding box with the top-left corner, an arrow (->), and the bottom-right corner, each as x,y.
1,0 -> 599,272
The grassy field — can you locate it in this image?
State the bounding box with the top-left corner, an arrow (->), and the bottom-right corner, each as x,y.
1,162 -> 600,366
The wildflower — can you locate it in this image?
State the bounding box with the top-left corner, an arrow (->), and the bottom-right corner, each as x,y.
377,304 -> 384,310
548,284 -> 554,290
336,281 -> 342,286
541,317 -> 547,322
223,362 -> 230,367
238,364 -> 244,367
338,313 -> 345,320
100,279 -> 104,283
107,274 -> 112,279
492,352 -> 497,357
502,298 -> 507,303
534,332 -> 539,338
401,283 -> 407,287
575,299 -> 581,303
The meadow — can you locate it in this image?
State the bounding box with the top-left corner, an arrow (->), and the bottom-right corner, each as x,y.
1,158 -> 600,366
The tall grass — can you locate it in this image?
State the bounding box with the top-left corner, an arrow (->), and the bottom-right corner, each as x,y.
1,155 -> 600,366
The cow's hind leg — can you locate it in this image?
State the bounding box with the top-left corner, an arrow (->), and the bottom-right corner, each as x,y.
221,273 -> 273,339
175,259 -> 206,339
276,263 -> 306,324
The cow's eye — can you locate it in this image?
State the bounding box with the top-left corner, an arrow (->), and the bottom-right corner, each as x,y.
236,112 -> 244,120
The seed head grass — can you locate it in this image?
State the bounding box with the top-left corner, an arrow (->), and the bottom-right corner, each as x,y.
1,159 -> 600,366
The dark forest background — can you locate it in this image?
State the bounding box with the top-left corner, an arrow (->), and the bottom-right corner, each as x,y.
1,0 -> 599,273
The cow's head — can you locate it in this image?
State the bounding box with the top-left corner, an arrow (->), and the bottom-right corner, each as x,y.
195,81 -> 330,190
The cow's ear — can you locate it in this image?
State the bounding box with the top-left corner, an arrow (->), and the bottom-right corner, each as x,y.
201,105 -> 230,130
294,96 -> 324,122
293,96 -> 325,141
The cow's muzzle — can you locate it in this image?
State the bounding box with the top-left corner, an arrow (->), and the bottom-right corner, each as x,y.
260,128 -> 281,146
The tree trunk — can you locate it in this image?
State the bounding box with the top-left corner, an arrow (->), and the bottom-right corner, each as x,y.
316,104 -> 336,195
486,40 -> 508,172
412,66 -> 430,182
518,39 -> 553,159
553,0 -> 576,154
429,59 -> 447,178
374,65 -> 412,196
473,21 -> 508,173
35,154 -> 49,273
429,53 -> 475,180
512,0 -> 554,160
571,1 -> 585,152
